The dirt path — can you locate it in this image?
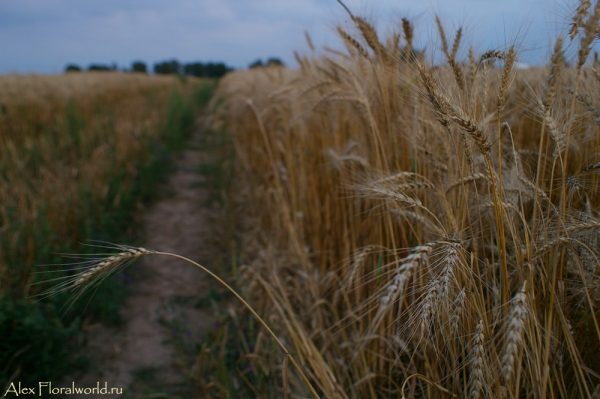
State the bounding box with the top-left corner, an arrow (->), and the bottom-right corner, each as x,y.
61,125 -> 215,398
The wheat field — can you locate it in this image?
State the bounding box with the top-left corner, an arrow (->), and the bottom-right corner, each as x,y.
209,2 -> 600,398
25,1 -> 600,398
0,71 -> 215,389
0,72 -> 193,297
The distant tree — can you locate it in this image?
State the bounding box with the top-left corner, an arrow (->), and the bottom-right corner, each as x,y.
182,62 -> 232,78
88,64 -> 112,72
184,62 -> 206,77
154,60 -> 181,75
266,58 -> 285,67
249,58 -> 284,69
131,61 -> 147,73
204,62 -> 229,78
65,64 -> 81,72
249,59 -> 263,69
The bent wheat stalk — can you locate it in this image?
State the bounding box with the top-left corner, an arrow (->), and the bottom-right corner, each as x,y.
41,245 -> 320,399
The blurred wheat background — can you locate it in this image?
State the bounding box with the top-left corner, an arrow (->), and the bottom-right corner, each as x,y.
205,1 -> 600,397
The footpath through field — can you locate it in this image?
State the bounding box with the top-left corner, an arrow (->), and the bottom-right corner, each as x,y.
61,122 -> 215,398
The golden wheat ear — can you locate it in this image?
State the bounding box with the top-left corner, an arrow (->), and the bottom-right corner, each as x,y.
28,243 -> 151,316
29,243 -> 138,291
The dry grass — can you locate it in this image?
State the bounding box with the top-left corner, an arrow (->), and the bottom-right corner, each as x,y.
212,4 -> 600,398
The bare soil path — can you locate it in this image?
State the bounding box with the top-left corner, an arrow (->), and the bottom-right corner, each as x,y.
61,124 -> 215,398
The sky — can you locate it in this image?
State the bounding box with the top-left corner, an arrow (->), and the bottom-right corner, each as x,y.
0,0 -> 580,74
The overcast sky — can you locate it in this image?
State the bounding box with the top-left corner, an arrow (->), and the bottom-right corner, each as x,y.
0,0 -> 580,74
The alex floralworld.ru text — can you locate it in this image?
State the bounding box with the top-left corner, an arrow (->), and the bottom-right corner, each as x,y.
3,381 -> 123,396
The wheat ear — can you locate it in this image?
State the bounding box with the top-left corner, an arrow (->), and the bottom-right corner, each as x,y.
578,1 -> 600,69
379,243 -> 434,311
337,27 -> 369,59
345,245 -> 375,291
570,0 -> 591,40
502,282 -> 528,384
420,279 -> 440,336
497,46 -> 516,114
435,15 -> 449,56
582,161 -> 600,172
353,17 -> 385,60
449,28 -> 465,90
544,36 -> 564,110
469,320 -> 486,399
450,288 -> 466,334
73,248 -> 150,287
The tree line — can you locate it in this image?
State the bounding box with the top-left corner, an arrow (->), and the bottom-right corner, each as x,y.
65,60 -> 235,78
66,57 -> 287,76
